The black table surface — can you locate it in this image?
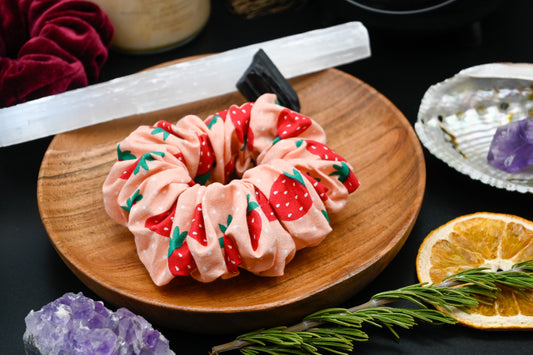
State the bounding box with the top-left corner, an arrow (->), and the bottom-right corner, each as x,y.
2,1 -> 533,354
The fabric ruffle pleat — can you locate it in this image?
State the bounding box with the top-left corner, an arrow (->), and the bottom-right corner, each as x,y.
103,94 -> 359,285
0,0 -> 113,107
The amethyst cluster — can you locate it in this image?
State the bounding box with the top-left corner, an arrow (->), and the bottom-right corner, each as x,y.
23,292 -> 175,355
487,116 -> 533,173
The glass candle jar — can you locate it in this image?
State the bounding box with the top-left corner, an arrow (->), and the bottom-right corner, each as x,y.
90,0 -> 211,53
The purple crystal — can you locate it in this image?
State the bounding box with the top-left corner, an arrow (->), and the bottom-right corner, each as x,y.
487,116 -> 533,173
23,292 -> 174,355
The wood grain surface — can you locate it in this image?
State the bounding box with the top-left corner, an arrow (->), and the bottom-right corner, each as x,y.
37,68 -> 426,333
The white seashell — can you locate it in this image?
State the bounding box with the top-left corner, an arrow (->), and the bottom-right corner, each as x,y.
415,63 -> 533,193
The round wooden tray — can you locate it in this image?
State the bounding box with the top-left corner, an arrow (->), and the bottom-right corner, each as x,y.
37,67 -> 425,333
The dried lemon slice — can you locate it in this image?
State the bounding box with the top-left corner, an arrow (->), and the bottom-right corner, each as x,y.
416,212 -> 533,329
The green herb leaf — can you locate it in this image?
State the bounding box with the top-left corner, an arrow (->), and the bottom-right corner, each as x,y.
210,258 -> 533,355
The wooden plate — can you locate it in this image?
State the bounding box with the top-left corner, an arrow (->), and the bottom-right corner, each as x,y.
37,67 -> 425,333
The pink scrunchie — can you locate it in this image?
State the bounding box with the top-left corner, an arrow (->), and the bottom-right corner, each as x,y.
103,94 -> 359,284
0,0 -> 113,107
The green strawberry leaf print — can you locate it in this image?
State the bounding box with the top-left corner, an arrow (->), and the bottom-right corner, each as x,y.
207,114 -> 219,129
151,121 -> 177,141
151,127 -> 170,141
217,213 -> 241,273
240,135 -> 249,152
246,194 -> 260,214
283,168 -> 306,186
218,214 -> 233,234
321,209 -> 329,223
117,144 -> 136,161
194,171 -> 211,185
121,189 -> 143,213
218,223 -> 227,234
133,151 -> 165,175
226,214 -> 233,226
168,226 -> 188,257
168,226 -> 196,276
329,161 -> 351,182
329,161 -> 360,193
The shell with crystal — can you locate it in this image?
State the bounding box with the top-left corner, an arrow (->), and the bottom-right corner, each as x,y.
415,63 -> 533,193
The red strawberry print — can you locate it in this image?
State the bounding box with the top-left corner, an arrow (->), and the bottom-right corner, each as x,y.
246,194 -> 262,251
269,168 -> 313,221
205,109 -> 228,129
303,173 -> 329,202
168,204 -> 207,276
222,235 -> 241,274
218,214 -> 241,273
174,151 -> 186,166
168,226 -> 196,276
330,161 -> 360,193
172,151 -> 195,186
224,159 -> 235,184
228,102 -> 254,151
217,109 -> 229,120
273,109 -> 312,144
144,202 -> 177,237
298,140 -> 360,193
298,139 -> 345,162
194,134 -> 216,185
153,120 -> 175,132
151,120 -> 176,140
189,203 -> 208,246
119,159 -> 139,180
254,187 -> 277,222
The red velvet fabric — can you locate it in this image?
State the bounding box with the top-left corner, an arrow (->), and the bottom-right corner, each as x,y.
0,0 -> 113,107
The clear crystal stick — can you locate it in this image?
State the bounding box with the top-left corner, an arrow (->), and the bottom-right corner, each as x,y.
0,21 -> 370,147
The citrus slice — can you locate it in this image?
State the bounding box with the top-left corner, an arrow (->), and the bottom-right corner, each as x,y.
416,212 -> 533,329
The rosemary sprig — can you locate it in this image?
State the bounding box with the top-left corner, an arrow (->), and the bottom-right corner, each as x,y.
210,259 -> 533,355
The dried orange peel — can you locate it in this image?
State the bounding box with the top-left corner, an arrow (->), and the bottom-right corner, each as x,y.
416,212 -> 533,329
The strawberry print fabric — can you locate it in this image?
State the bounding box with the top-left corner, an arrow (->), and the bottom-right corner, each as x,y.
103,94 -> 359,285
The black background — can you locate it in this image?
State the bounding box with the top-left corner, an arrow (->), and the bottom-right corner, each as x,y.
2,0 -> 533,353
